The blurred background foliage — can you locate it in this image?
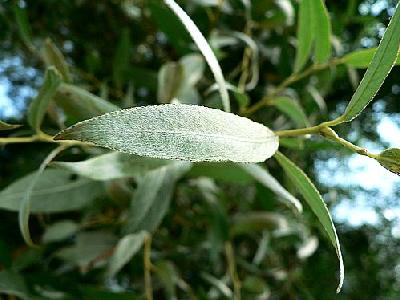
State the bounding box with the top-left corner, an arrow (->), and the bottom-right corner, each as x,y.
0,0 -> 400,299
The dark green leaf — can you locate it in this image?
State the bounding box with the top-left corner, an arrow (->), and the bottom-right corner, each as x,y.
340,3 -> 400,122
343,47 -> 400,68
274,151 -> 343,292
377,148 -> 400,175
294,0 -> 314,71
0,270 -> 29,299
28,67 -> 62,131
272,96 -> 310,128
311,0 -> 332,64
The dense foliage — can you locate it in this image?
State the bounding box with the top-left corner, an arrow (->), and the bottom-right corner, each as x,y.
0,0 -> 400,299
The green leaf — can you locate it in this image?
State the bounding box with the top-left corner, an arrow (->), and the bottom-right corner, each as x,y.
125,162 -> 191,233
376,148 -> 400,175
342,47 -> 400,68
294,0 -> 314,72
28,67 -> 62,131
311,0 -> 332,64
42,220 -> 79,243
54,83 -> 119,121
340,3 -> 400,122
0,270 -> 29,299
188,162 -> 253,184
0,120 -> 21,130
0,169 -> 103,213
113,28 -> 131,88
230,212 -> 288,236
274,151 -> 343,293
56,231 -> 117,270
13,4 -> 34,52
157,61 -> 183,103
163,0 -> 230,112
54,104 -> 279,163
272,96 -> 310,128
239,163 -> 302,212
107,231 -> 148,277
41,38 -> 71,82
52,152 -> 170,181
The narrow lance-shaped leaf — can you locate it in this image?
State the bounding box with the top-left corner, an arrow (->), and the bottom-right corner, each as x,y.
41,38 -> 71,82
340,2 -> 400,122
0,169 -> 102,212
52,152 -> 170,181
294,0 -> 314,72
13,4 -> 34,52
311,0 -> 332,64
107,231 -> 148,277
239,163 -> 303,212
272,96 -> 310,128
0,120 -> 21,131
274,151 -> 344,293
19,145 -> 67,245
55,104 -> 279,163
163,0 -> 230,112
342,47 -> 400,68
55,83 -> 119,121
125,162 -> 191,233
28,67 -> 62,131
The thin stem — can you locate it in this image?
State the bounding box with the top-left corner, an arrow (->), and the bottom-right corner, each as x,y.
225,241 -> 241,300
144,236 -> 153,300
0,132 -> 86,146
243,58 -> 345,115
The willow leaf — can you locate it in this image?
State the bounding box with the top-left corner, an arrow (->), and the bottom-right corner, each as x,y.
41,38 -> 71,82
274,151 -> 343,293
311,0 -> 332,64
294,0 -> 314,72
28,67 -> 62,131
163,0 -> 230,112
55,104 -> 279,163
0,120 -> 21,131
340,3 -> 400,122
343,47 -> 400,68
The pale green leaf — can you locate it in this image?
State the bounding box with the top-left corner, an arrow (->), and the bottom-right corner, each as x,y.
342,47 -> 400,68
0,169 -> 103,213
294,0 -> 314,72
311,0 -> 332,64
55,83 -> 119,121
52,152 -> 170,181
272,96 -> 310,128
230,212 -> 289,236
43,220 -> 79,243
41,38 -> 71,82
56,231 -> 117,269
163,0 -> 230,112
125,162 -> 191,233
107,231 -> 148,277
239,163 -> 303,212
0,120 -> 21,130
376,148 -> 400,175
28,67 -> 62,130
157,62 -> 183,103
341,3 -> 400,122
274,151 -> 343,293
54,104 -> 279,163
